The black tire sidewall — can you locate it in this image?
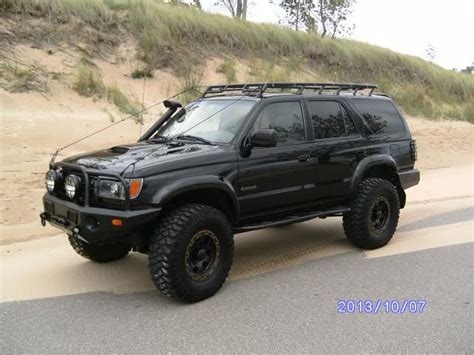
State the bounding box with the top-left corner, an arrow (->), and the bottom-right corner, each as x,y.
68,235 -> 130,263
149,204 -> 234,302
343,178 -> 400,250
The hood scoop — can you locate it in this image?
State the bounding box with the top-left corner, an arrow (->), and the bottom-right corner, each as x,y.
166,147 -> 186,154
166,145 -> 202,155
109,146 -> 130,154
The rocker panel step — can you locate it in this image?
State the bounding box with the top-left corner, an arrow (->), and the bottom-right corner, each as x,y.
233,207 -> 350,234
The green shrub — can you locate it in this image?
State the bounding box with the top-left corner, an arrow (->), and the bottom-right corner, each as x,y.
72,65 -> 105,97
106,84 -> 142,122
216,58 -> 237,82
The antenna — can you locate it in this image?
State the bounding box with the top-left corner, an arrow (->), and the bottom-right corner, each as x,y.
139,62 -> 146,139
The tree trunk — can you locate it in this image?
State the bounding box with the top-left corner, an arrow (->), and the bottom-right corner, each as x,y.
236,0 -> 243,19
242,0 -> 247,20
295,1 -> 300,31
319,0 -> 327,37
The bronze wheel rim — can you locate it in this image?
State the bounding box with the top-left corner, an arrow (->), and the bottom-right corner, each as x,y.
369,196 -> 391,232
185,230 -> 220,281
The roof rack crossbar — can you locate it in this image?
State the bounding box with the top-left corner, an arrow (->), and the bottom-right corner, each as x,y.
201,83 -> 377,98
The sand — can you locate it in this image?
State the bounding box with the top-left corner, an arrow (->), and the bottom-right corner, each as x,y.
1,44 -> 473,245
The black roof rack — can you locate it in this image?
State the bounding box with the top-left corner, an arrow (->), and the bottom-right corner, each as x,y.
201,82 -> 377,98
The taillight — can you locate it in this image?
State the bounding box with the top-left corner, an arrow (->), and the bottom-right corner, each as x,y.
410,140 -> 417,161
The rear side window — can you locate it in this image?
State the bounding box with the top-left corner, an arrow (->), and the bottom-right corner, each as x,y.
353,99 -> 405,135
308,101 -> 358,139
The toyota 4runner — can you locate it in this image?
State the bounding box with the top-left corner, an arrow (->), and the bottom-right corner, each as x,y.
40,82 -> 420,302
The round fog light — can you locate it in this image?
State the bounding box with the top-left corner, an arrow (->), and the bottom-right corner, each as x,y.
65,174 -> 81,199
45,170 -> 58,192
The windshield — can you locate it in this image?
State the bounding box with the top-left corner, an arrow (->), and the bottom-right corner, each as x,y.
155,99 -> 256,143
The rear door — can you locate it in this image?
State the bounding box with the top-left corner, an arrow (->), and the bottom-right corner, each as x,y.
305,99 -> 364,204
237,99 -> 316,217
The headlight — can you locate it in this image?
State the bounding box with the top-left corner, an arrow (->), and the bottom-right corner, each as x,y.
45,170 -> 58,192
65,174 -> 81,199
96,178 -> 143,200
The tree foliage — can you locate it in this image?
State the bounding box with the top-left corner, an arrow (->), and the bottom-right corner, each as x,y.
277,0 -> 355,38
276,0 -> 312,31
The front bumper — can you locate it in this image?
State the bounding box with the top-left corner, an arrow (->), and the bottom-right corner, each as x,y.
399,168 -> 420,190
41,193 -> 161,244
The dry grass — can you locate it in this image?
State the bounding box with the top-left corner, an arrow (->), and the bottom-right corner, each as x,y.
72,64 -> 141,121
0,60 -> 48,92
72,64 -> 105,97
216,58 -> 237,83
3,0 -> 474,121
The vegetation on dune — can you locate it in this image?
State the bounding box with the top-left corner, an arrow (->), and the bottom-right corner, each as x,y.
72,63 -> 142,122
2,0 -> 474,122
0,59 -> 48,92
216,57 -> 237,83
72,64 -> 105,97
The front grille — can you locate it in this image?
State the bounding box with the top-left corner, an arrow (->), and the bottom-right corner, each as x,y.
49,163 -> 131,211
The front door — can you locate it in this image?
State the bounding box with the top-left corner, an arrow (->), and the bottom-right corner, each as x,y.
237,100 -> 316,217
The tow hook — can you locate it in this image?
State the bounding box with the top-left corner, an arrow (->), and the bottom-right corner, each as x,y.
40,213 -> 47,227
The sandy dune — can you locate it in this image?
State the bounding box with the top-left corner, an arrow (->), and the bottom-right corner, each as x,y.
1,85 -> 473,244
1,43 -> 473,244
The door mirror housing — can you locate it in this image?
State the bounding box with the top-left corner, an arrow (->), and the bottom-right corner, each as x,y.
251,128 -> 277,148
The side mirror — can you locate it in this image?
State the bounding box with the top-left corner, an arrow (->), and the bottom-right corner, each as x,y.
251,128 -> 277,148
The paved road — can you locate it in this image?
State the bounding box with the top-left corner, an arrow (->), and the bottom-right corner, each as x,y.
1,166 -> 473,353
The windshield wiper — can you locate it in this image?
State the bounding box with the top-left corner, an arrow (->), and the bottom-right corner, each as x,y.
176,134 -> 214,145
148,135 -> 172,143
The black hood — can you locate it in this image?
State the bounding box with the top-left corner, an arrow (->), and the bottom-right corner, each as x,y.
62,141 -> 219,175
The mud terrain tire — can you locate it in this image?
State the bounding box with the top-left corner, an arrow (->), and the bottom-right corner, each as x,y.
343,178 -> 400,250
148,203 -> 234,303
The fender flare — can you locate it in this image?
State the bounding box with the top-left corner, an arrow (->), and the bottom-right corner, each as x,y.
349,154 -> 399,195
151,175 -> 240,221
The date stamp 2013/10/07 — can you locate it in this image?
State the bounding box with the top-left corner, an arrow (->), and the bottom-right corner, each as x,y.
337,299 -> 427,314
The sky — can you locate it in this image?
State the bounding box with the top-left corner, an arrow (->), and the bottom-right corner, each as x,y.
199,0 -> 474,70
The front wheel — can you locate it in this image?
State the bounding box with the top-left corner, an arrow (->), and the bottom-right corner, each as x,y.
148,204 -> 234,303
343,178 -> 400,250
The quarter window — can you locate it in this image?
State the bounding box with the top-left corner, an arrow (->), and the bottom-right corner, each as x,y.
308,101 -> 358,139
352,99 -> 405,135
253,102 -> 305,146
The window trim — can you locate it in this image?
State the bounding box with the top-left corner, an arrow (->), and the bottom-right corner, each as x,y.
305,99 -> 362,142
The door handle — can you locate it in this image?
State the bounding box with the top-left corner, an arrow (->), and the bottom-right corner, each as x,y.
298,154 -> 312,163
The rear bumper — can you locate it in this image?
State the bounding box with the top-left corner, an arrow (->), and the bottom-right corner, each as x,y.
41,194 -> 161,244
399,168 -> 420,190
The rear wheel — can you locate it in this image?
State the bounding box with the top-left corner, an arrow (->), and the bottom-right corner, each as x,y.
68,235 -> 131,262
343,178 -> 400,250
148,203 -> 234,303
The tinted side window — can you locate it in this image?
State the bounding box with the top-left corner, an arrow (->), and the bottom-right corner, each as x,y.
253,102 -> 305,145
353,99 -> 405,135
308,101 -> 358,139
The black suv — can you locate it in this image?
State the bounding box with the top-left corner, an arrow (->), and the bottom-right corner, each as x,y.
41,83 -> 420,302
